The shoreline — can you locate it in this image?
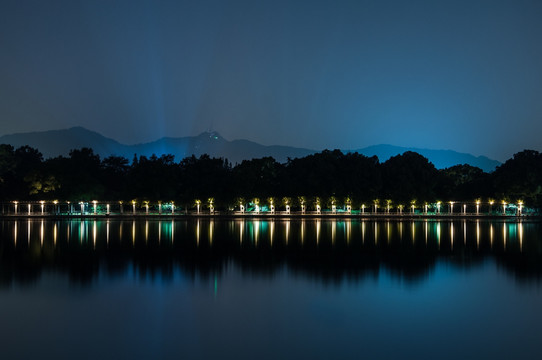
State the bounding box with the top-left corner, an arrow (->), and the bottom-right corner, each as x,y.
0,213 -> 536,220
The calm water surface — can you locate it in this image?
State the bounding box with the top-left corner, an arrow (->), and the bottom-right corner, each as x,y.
1,218 -> 541,360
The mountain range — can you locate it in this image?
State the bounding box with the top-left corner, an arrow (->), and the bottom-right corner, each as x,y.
0,127 -> 501,172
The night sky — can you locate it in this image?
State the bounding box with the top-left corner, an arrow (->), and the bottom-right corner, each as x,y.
1,0 -> 542,161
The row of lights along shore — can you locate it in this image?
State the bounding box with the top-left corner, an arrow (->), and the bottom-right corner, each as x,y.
8,199 -> 525,216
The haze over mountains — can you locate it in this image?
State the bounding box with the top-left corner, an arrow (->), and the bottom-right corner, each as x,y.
0,127 -> 501,172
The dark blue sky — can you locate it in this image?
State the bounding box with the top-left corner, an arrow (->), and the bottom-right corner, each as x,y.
1,0 -> 541,160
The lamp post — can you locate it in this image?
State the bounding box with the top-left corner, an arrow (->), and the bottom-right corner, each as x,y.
502,201 -> 507,216
93,200 -> 97,215
40,201 -> 45,215
450,201 -> 454,215
14,201 -> 18,214
476,200 -> 480,215
437,202 -> 441,214
209,199 -> 214,214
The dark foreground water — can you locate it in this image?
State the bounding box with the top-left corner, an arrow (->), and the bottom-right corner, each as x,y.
1,218 -> 541,360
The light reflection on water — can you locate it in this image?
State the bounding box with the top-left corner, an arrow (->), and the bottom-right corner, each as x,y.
0,218 -> 539,287
1,218 -> 533,251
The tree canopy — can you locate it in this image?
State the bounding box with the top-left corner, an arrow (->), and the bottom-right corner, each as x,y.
0,145 -> 539,209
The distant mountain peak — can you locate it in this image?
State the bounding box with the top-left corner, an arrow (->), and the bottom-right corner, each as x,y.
199,131 -> 223,141
0,127 -> 502,171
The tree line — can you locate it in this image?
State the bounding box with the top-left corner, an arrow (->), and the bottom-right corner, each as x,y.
1,144 -> 541,209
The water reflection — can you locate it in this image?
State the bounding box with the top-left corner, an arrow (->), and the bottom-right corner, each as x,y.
1,219 -> 541,287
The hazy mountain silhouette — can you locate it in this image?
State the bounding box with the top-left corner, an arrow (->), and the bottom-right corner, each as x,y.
350,144 -> 501,172
0,127 -> 501,171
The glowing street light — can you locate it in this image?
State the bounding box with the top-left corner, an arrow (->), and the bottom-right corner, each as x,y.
463,204 -> 466,214
14,201 -> 18,214
40,201 -> 45,215
106,203 -> 110,215
158,201 -> 162,214
518,201 -> 523,216
437,201 -> 441,214
424,203 -> 428,215
80,202 -> 84,215
195,200 -> 201,214
489,200 -> 494,214
361,204 -> 365,214
171,201 -> 175,215
209,198 -> 214,214
145,201 -> 149,214
502,201 -> 507,215
53,200 -> 58,214
450,201 -> 455,214
132,201 -> 136,215
93,200 -> 97,214
476,200 -> 480,215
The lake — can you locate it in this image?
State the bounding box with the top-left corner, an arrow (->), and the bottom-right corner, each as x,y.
1,218 -> 541,359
